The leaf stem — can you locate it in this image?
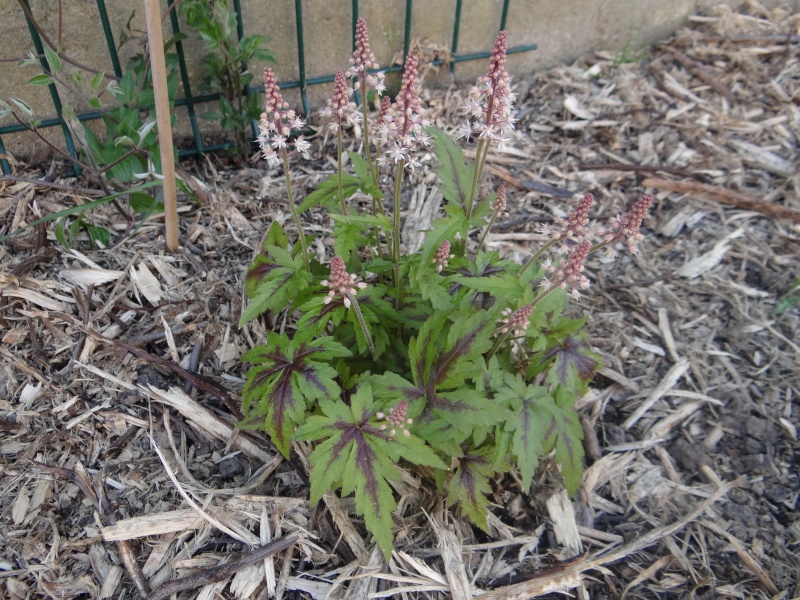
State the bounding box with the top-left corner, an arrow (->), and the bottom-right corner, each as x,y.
519,238 -> 559,276
360,77 -> 379,186
346,290 -> 375,357
476,207 -> 498,255
392,160 -> 405,307
362,80 -> 392,261
281,148 -> 309,270
465,138 -> 484,224
336,125 -> 348,215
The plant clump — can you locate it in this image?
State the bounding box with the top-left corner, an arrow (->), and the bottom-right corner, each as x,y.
240,24 -> 653,559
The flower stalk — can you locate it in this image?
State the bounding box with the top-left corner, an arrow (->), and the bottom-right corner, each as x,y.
282,149 -> 309,270
477,184 -> 506,254
520,193 -> 594,276
258,67 -> 310,270
459,31 -> 516,237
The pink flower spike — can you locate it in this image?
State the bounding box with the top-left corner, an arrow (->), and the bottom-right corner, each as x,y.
321,256 -> 367,308
493,184 -> 507,213
618,194 -> 653,254
347,18 -> 385,95
258,68 -> 308,164
375,53 -> 430,168
348,18 -> 380,75
498,304 -> 535,336
563,193 -> 594,240
320,70 -> 358,132
377,401 -> 413,437
433,240 -> 454,273
464,31 -> 516,144
549,241 -> 591,300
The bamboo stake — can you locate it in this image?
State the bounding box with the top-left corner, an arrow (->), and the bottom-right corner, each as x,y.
144,0 -> 179,251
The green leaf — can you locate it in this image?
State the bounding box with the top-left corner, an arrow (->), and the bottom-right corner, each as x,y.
200,111 -> 221,121
346,151 -> 383,198
494,374 -> 552,490
450,273 -> 524,300
129,192 -> 163,215
373,311 -> 507,448
87,225 -> 111,248
417,214 -> 468,282
295,384 -> 410,559
54,218 -> 70,248
43,46 -> 61,73
253,48 -> 277,62
27,74 -> 54,86
445,448 -> 494,532
543,401 -> 584,495
10,98 -> 34,119
415,271 -> 454,311
543,334 -> 599,404
240,245 -> 313,325
90,71 -> 106,92
298,173 -> 360,213
118,71 -> 136,105
427,127 -> 475,209
242,333 -> 350,457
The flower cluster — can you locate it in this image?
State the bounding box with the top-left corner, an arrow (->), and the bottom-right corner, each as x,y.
498,304 -> 535,336
605,194 -> 654,255
456,31 -> 516,146
257,68 -> 310,167
375,53 -> 431,170
346,18 -> 386,95
542,241 -> 591,300
321,256 -> 367,308
433,240 -> 454,273
376,401 -> 413,438
560,193 -> 593,241
319,70 -> 359,133
493,184 -> 507,214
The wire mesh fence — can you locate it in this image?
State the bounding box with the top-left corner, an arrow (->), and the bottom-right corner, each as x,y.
0,0 -> 537,175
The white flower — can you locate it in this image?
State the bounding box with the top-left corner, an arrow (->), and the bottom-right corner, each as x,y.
271,135 -> 288,150
294,136 -> 311,159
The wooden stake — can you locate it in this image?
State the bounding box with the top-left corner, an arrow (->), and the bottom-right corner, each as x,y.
144,0 -> 179,251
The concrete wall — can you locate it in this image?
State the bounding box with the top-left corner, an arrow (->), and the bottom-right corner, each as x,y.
0,0 -> 793,159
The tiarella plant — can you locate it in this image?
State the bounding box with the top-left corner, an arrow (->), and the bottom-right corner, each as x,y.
240,24 -> 653,559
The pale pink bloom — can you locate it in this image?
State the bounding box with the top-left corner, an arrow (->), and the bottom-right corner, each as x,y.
433,240 -> 454,273
321,256 -> 367,309
257,68 -> 309,163
376,401 -> 413,437
461,31 -> 517,144
320,70 -> 359,133
375,53 -> 430,170
346,18 -> 386,95
545,241 -> 591,300
498,304 -> 535,336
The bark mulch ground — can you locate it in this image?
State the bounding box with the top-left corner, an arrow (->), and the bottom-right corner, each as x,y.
1,3 -> 798,598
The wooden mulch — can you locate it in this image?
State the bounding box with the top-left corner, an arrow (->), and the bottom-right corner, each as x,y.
1,2 -> 798,598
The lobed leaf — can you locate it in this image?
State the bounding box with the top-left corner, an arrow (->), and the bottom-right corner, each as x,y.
494,374 -> 552,490
242,333 -> 350,457
295,385 -> 438,559
240,244 -> 313,326
445,449 -> 494,532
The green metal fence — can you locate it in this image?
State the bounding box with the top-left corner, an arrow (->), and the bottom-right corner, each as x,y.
0,0 -> 536,176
